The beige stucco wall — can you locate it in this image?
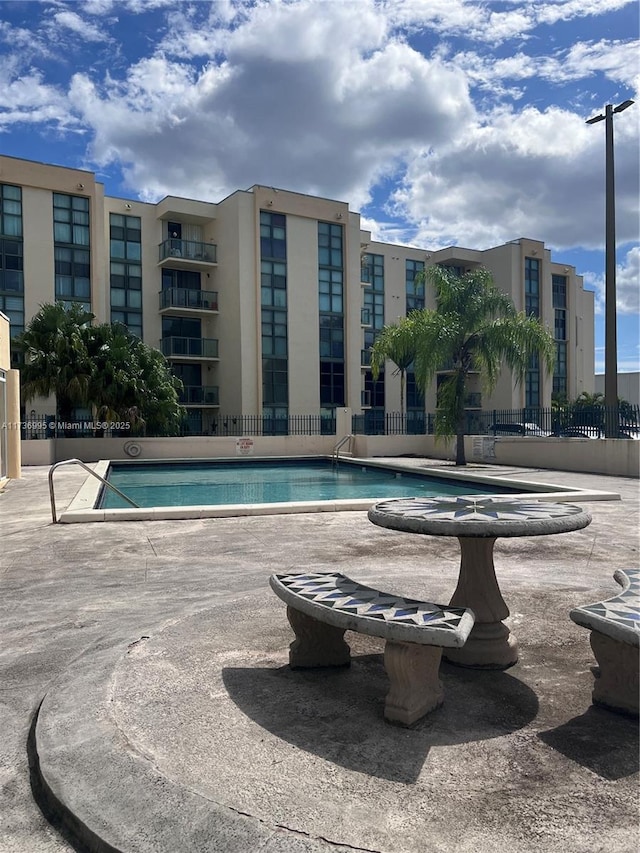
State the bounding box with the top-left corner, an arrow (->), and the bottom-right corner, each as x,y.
1,311 -> 21,479
22,431 -> 638,479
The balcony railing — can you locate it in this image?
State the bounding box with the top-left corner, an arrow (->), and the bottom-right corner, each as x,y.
179,385 -> 219,406
158,239 -> 217,263
361,308 -> 372,326
159,288 -> 218,311
160,337 -> 219,359
361,348 -> 372,368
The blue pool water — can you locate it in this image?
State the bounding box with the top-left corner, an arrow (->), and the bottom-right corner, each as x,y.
99,459 -> 526,509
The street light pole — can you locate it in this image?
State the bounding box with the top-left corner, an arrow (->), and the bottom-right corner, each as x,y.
586,99 -> 634,437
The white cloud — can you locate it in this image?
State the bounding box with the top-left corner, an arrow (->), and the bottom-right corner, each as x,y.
67,3 -> 474,207
581,246 -> 639,317
389,103 -> 639,252
52,9 -> 111,42
616,246 -> 640,314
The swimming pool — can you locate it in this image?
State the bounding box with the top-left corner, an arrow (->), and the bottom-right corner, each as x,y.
99,458 -> 527,509
57,455 -> 613,523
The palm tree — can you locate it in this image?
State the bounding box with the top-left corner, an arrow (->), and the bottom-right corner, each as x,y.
18,302 -> 94,421
18,304 -> 184,435
369,322 -> 417,418
377,266 -> 556,466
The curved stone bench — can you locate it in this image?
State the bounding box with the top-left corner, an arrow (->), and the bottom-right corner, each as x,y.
269,571 -> 475,726
570,568 -> 639,716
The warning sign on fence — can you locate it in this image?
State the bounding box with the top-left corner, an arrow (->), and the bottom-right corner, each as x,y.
236,437 -> 254,456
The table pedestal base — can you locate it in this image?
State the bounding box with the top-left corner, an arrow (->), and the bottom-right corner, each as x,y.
444,623 -> 518,670
444,536 -> 519,670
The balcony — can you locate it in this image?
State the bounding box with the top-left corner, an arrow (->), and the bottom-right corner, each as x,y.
159,287 -> 218,315
158,239 -> 217,269
361,389 -> 372,408
179,385 -> 219,407
361,308 -> 372,327
160,336 -> 219,361
361,348 -> 372,369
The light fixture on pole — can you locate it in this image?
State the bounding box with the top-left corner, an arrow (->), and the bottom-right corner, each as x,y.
586,98 -> 634,437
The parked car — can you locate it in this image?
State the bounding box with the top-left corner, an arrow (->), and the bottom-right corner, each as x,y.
552,426 -> 602,439
488,423 -> 550,437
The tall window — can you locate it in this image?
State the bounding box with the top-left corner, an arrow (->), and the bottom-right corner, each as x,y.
53,193 -> 90,309
318,222 -> 344,411
261,211 -> 288,419
110,213 -> 142,338
362,252 -> 385,412
405,259 -> 425,313
0,185 -> 24,352
552,273 -> 568,397
525,257 -> 540,406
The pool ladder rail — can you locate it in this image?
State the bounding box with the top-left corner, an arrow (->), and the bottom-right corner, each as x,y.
332,434 -> 354,469
48,458 -> 140,524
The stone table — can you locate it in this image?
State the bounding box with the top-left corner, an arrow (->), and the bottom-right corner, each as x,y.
368,496 -> 592,669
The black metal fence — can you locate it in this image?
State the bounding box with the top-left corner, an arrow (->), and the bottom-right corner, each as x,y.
20,405 -> 640,440
352,405 -> 640,438
21,413 -> 335,439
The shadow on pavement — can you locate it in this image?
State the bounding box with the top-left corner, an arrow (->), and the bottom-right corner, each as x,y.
222,653 -> 539,783
538,705 -> 639,780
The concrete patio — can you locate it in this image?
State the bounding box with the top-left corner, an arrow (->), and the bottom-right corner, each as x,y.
0,461 -> 638,852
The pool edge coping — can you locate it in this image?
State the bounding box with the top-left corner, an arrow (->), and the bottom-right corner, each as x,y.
57,457 -> 621,523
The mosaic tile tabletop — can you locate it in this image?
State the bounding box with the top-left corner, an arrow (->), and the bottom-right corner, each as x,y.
570,568 -> 640,646
368,496 -> 592,539
270,571 -> 475,648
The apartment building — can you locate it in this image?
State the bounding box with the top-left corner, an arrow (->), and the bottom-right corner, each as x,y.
0,154 -> 594,432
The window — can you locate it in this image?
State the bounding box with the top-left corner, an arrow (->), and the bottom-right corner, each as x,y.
319,314 -> 344,358
162,316 -> 201,339
162,268 -> 200,290
552,274 -> 567,309
263,358 -> 288,406
318,222 -> 345,410
361,253 -> 384,289
525,257 -> 540,405
110,213 -> 142,336
0,184 -> 22,238
54,193 -> 90,306
526,353 -> 540,407
109,213 -> 141,261
406,259 -> 425,312
553,343 -> 567,396
260,211 -> 286,260
0,238 -> 23,294
262,309 -> 288,357
0,186 -> 24,347
318,268 -> 342,313
525,257 -> 540,317
261,212 -> 288,413
318,221 -> 342,267
0,295 -> 24,338
320,361 -> 345,407
53,193 -> 89,245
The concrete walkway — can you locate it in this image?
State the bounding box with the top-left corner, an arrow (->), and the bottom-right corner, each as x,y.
1,461 -> 638,852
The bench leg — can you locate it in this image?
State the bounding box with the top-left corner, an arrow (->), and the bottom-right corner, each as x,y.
383,641 -> 444,726
589,631 -> 639,717
286,606 -> 351,669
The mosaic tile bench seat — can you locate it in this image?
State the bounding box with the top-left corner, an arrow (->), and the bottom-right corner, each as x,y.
570,568 -> 639,716
269,571 -> 475,726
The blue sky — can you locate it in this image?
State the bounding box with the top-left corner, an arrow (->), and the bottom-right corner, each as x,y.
1,0 -> 638,375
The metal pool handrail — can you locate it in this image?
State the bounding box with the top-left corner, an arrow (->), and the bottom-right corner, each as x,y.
332,434 -> 354,468
48,458 -> 140,524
